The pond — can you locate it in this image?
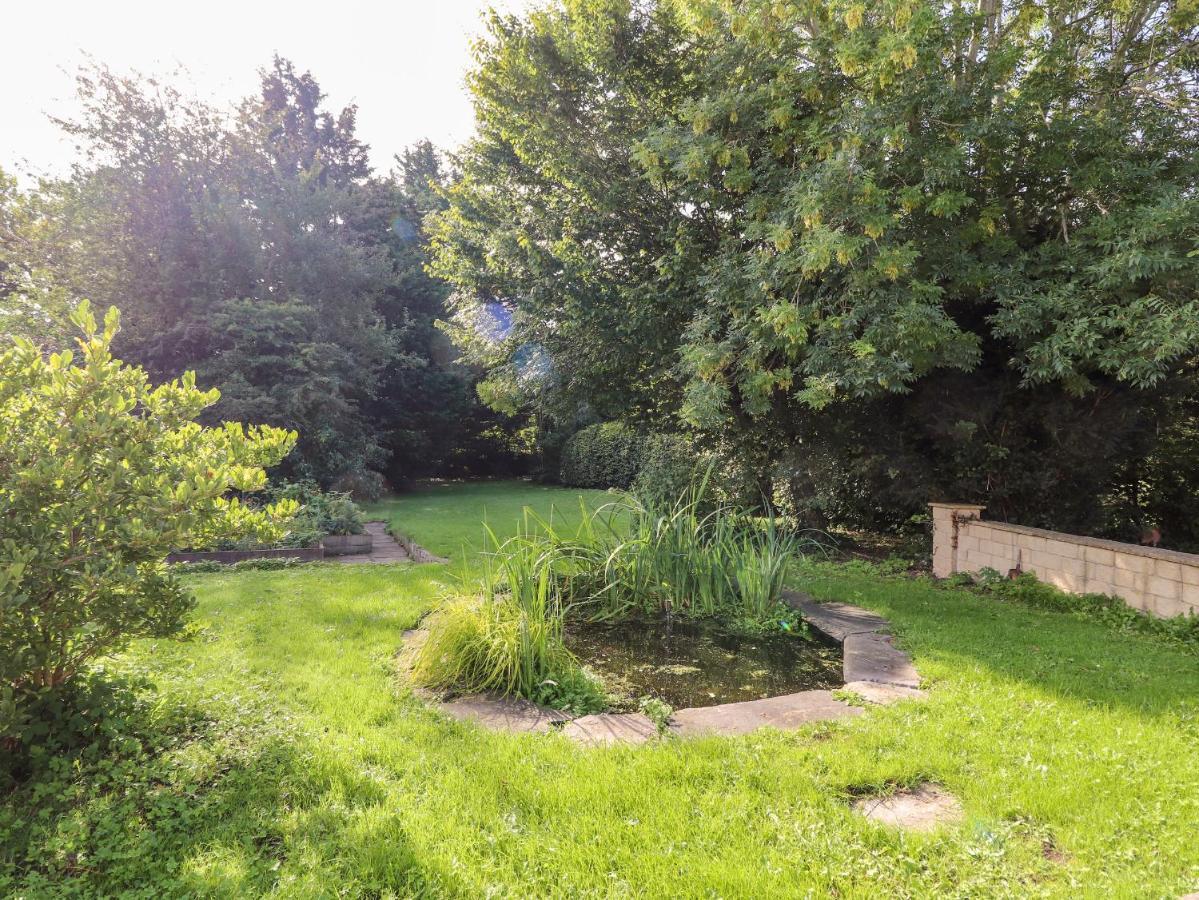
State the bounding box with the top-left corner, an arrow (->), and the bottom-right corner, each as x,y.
564,616 -> 842,708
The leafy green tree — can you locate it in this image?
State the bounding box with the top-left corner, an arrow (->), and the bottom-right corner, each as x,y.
0,303 -> 297,741
435,0 -> 1199,534
429,1 -> 703,426
0,169 -> 74,348
26,61 -> 395,484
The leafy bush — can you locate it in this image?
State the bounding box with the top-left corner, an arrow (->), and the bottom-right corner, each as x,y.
270,481 -> 366,542
632,432 -> 697,508
0,303 -> 297,749
559,422 -> 643,488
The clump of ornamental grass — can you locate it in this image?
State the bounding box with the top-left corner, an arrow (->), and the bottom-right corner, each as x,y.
409,477 -> 822,710
408,524 -> 606,712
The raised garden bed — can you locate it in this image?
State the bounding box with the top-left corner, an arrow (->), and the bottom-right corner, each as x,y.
321,534 -> 373,556
166,546 -> 325,564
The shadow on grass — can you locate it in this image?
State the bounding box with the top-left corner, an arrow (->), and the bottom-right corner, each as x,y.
793,566 -> 1199,718
0,701 -> 456,897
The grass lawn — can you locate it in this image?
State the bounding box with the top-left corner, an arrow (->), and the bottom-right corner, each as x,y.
363,479 -> 617,559
4,481 -> 1199,897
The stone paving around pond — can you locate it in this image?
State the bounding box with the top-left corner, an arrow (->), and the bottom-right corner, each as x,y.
409,589 -> 927,747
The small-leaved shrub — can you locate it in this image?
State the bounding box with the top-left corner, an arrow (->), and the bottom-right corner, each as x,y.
270,481 -> 366,544
559,422 -> 642,488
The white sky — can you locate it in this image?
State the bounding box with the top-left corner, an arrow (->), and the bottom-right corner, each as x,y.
2,0 -> 534,183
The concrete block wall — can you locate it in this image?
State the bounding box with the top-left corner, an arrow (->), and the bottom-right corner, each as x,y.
929,502 -> 1199,619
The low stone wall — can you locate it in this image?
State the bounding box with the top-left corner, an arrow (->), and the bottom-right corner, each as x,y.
929,502 -> 1199,619
166,546 -> 324,564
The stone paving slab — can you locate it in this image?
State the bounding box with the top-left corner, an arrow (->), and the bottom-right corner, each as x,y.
843,633 -> 921,689
853,784 -> 963,831
562,713 -> 658,746
670,689 -> 862,737
439,693 -> 570,733
841,680 -> 927,705
782,591 -> 891,641
337,521 -> 412,564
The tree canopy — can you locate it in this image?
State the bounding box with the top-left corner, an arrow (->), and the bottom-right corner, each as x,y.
432,0 -> 1199,538
13,58 -> 524,487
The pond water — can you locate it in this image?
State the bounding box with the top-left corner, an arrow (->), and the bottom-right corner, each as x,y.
564,617 -> 842,709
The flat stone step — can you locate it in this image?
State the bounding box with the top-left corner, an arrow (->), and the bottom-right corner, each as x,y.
561,713 -> 658,746
782,591 -> 890,641
336,521 -> 413,564
439,694 -> 570,733
853,784 -> 963,832
670,689 -> 862,737
843,632 -> 920,689
842,680 -> 927,705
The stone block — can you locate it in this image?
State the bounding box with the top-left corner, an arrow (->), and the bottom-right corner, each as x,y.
1084,545 -> 1116,566
1113,567 -> 1142,590
1084,561 -> 1115,586
983,528 -> 1013,546
1027,549 -> 1059,571
1114,554 -> 1150,575
784,594 -> 890,641
1045,571 -> 1083,593
670,690 -> 861,737
1151,595 -> 1189,619
843,633 -> 920,689
1048,540 -> 1080,559
1181,581 -> 1199,610
1182,566 -> 1199,587
1153,560 -> 1183,582
1147,575 -> 1181,599
562,713 -> 658,746
1133,591 -> 1157,612
1056,555 -> 1085,576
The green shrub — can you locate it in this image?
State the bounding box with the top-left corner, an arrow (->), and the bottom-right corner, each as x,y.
559,422 -> 643,488
632,433 -> 697,507
0,302 -> 296,750
270,481 -> 365,543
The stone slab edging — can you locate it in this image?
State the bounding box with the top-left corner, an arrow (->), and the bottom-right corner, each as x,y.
390,527 -> 449,564
415,591 -> 923,744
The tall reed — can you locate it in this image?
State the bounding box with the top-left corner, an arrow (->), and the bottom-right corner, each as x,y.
411,479 -> 819,703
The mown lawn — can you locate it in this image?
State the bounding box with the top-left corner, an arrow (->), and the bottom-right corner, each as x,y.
363,479 -> 617,559
3,482 -> 1198,897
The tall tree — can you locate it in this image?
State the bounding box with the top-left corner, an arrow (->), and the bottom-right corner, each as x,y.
434,0 -> 1199,536
23,61 -> 395,483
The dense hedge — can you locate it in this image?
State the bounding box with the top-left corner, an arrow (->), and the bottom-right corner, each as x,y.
559,423 -> 643,488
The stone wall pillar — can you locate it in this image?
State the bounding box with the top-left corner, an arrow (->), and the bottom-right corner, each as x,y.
929,502 -> 986,578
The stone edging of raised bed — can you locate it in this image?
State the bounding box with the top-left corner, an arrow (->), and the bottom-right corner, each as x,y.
391,528 -> 449,564
167,547 -> 325,564
413,590 -> 925,745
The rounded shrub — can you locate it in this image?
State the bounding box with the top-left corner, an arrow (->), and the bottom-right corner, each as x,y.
558,422 -> 643,489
